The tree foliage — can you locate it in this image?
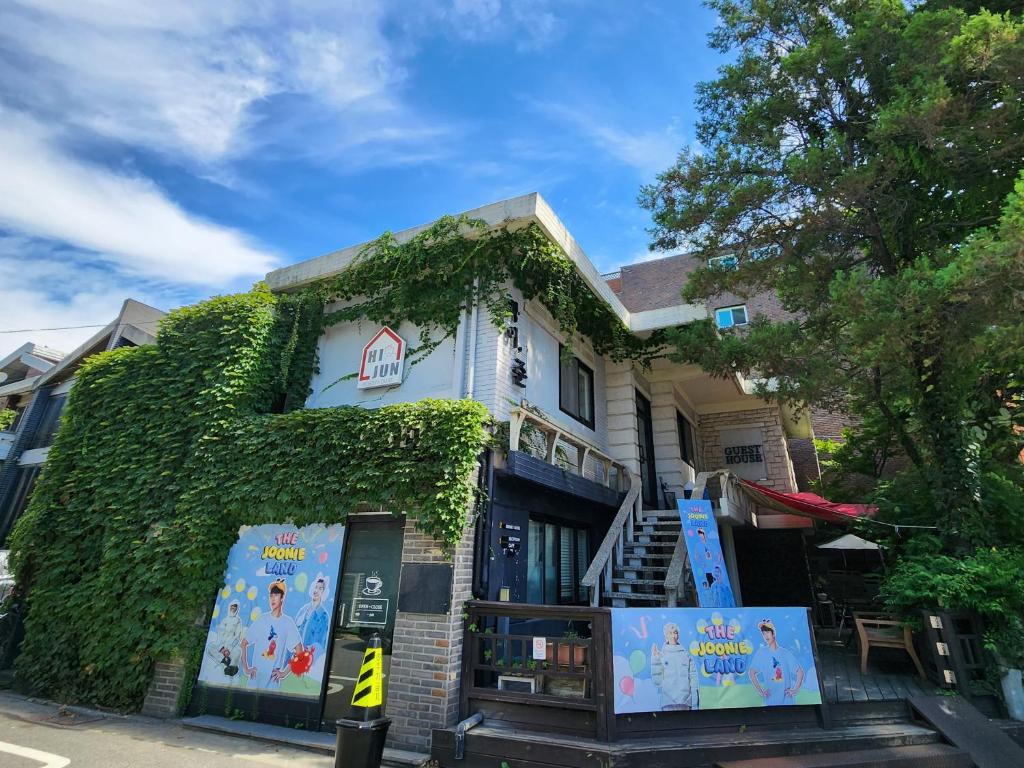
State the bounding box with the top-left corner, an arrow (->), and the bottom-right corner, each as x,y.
641,0 -> 1024,542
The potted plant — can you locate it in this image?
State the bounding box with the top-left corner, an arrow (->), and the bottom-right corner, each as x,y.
546,628 -> 587,669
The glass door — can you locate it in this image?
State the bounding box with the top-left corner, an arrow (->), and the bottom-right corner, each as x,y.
635,391 -> 657,508
320,518 -> 404,728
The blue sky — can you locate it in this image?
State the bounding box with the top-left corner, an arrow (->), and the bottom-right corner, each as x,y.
0,1 -> 725,354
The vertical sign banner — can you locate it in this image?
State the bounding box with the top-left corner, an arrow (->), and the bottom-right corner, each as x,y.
611,607 -> 822,713
678,499 -> 735,607
197,523 -> 345,699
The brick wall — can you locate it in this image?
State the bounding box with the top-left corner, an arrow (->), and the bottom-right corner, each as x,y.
384,519 -> 475,750
698,406 -> 797,492
141,658 -> 186,718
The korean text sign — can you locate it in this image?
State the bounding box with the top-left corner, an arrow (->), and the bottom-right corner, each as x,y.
678,499 -> 735,607
611,607 -> 822,713
196,523 -> 345,699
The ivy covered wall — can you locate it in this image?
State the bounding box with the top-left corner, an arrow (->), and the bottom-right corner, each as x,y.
8,286 -> 490,710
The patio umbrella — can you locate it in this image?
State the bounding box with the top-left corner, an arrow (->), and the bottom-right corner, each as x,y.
818,534 -> 886,571
818,534 -> 880,551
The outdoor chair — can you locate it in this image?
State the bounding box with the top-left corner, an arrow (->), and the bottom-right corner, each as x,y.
853,611 -> 926,679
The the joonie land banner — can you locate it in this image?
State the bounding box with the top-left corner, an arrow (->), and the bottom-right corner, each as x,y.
196,523 -> 345,699
611,607 -> 822,713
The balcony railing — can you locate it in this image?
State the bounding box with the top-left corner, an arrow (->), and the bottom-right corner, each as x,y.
507,400 -> 629,492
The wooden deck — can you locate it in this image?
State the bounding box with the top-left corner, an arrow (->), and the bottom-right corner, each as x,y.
818,642 -> 934,705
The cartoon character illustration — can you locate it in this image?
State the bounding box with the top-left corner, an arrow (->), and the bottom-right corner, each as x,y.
294,573 -> 331,680
241,580 -> 303,688
295,574 -> 331,653
748,618 -> 805,706
288,646 -> 316,676
262,626 -> 278,659
710,566 -> 735,608
651,622 -> 699,710
206,599 -> 243,677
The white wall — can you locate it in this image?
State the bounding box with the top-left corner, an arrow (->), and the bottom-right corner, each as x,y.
306,318 -> 458,409
304,294 -> 611,467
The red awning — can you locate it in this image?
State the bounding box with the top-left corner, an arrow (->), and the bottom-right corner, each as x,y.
738,480 -> 876,525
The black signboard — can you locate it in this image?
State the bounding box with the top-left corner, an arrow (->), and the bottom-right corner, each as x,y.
397,563 -> 453,615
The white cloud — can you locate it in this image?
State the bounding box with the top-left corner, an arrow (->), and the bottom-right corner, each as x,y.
0,237 -> 183,354
0,112 -> 277,285
0,1 -> 405,164
532,102 -> 684,177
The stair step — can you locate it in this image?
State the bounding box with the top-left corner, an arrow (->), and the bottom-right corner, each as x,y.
624,542 -> 677,550
613,578 -> 667,587
714,743 -> 972,768
605,591 -> 665,602
623,554 -> 673,561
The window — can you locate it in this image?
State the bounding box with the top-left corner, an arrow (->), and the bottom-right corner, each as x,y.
558,347 -> 594,428
708,254 -> 738,271
30,394 -> 67,449
677,412 -> 696,468
715,305 -> 749,329
527,518 -> 590,605
4,405 -> 27,434
0,466 -> 39,545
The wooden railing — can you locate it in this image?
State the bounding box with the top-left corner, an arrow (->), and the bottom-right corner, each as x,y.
580,480 -> 642,607
508,401 -> 629,491
460,601 -> 614,740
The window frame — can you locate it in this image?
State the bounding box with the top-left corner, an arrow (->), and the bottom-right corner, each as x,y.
677,412 -> 696,468
558,345 -> 595,430
708,254 -> 738,271
526,516 -> 591,606
715,305 -> 749,329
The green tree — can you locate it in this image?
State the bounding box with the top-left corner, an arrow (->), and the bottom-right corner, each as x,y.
641,0 -> 1024,544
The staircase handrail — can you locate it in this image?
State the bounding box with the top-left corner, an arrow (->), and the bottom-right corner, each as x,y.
581,476 -> 642,606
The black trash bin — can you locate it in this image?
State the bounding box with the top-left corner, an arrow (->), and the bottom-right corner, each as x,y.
334,715 -> 391,768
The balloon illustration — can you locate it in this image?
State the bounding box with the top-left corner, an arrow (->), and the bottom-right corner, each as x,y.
319,550 -> 329,564
629,649 -> 646,676
619,676 -> 635,697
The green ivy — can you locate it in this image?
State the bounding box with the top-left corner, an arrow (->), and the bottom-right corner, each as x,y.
6,212 -> 668,713
8,288 -> 489,711
0,409 -> 14,431
320,216 -> 667,367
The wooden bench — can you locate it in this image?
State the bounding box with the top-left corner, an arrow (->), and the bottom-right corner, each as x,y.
854,612 -> 926,679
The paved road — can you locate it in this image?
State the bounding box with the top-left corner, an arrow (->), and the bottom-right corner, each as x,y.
0,692 -> 334,768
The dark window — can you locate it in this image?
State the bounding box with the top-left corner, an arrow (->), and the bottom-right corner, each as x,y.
0,465 -> 40,545
30,394 -> 67,449
558,347 -> 594,428
5,405 -> 27,434
527,518 -> 590,605
677,412 -> 696,467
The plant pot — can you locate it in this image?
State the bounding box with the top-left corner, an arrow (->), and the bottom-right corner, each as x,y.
546,641 -> 587,669
1000,667 -> 1024,721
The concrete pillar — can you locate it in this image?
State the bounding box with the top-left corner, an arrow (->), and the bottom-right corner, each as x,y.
604,361 -> 640,482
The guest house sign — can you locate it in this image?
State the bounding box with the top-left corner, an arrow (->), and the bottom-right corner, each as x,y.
357,327 -> 406,389
720,427 -> 766,481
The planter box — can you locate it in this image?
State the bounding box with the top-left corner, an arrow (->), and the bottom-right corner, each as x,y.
544,676 -> 587,699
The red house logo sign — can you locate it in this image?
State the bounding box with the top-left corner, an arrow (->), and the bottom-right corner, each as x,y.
358,327 -> 406,390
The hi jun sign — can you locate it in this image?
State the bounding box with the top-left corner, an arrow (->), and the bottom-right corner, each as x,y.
358,326 -> 405,389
